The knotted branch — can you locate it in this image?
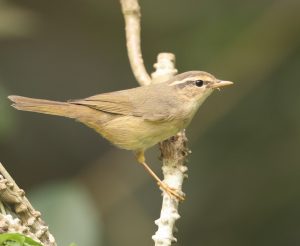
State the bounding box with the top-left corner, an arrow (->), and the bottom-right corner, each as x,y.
0,162 -> 56,246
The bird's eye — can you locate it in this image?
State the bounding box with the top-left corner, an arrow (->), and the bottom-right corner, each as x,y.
195,80 -> 204,87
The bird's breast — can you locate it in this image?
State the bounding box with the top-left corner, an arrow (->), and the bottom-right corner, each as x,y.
98,115 -> 187,151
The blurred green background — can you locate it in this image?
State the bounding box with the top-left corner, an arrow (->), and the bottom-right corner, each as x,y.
0,0 -> 300,245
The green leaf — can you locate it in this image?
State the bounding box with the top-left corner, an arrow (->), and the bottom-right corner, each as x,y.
0,233 -> 42,246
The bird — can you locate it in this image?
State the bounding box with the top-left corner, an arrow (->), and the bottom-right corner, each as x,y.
8,71 -> 233,200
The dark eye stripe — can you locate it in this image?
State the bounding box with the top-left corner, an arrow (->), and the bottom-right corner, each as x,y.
174,80 -> 193,88
175,80 -> 206,89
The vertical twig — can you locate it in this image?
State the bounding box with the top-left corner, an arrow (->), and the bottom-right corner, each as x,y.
151,54 -> 188,246
119,1 -> 188,245
120,0 -> 151,86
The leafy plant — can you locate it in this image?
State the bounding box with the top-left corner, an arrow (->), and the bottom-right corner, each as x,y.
0,233 -> 42,246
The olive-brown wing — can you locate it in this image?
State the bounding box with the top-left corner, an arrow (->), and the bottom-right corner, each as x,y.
70,84 -> 180,122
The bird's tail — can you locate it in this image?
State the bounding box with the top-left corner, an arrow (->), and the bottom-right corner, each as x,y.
8,95 -> 81,119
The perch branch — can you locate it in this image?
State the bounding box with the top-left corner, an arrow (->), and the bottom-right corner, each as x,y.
151,54 -> 187,246
120,0 -> 188,245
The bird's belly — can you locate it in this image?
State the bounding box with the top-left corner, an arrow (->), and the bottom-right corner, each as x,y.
99,116 -> 184,151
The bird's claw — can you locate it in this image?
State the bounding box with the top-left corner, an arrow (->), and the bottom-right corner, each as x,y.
158,182 -> 185,201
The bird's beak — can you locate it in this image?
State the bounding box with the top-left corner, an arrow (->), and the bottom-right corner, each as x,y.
210,80 -> 234,89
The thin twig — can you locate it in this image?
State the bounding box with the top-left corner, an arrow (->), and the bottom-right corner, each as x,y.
120,0 -> 151,86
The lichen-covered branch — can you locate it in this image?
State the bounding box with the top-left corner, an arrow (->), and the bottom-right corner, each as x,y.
0,162 -> 56,246
120,1 -> 188,245
119,0 -> 151,86
151,55 -> 188,246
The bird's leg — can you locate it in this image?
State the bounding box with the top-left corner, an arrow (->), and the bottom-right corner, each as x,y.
135,150 -> 184,201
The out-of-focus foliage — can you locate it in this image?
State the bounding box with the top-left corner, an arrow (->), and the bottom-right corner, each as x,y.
0,85 -> 15,139
29,181 -> 102,246
0,0 -> 37,38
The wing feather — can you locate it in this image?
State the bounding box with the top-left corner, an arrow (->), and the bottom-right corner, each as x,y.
70,89 -> 138,115
70,84 -> 181,122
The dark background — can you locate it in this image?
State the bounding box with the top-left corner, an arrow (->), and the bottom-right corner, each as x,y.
0,0 -> 300,245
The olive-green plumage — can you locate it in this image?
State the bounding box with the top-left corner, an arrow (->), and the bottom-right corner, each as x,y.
8,71 -> 233,200
8,71 -> 232,151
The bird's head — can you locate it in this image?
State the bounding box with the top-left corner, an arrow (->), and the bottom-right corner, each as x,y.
167,71 -> 233,103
